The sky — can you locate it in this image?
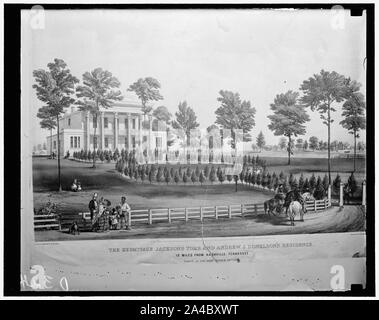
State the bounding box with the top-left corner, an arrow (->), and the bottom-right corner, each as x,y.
23,9 -> 367,147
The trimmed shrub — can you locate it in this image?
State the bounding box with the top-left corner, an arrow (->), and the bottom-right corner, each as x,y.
174,170 -> 180,184
218,170 -> 225,184
199,171 -> 206,185
191,171 -> 198,184
333,173 -> 341,193
209,167 -> 216,184
347,173 -> 358,196
309,173 -> 316,190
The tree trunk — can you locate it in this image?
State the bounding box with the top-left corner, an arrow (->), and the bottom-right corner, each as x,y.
56,116 -> 62,191
353,130 -> 357,173
93,114 -> 97,168
166,127 -> 169,163
187,131 -> 190,164
50,128 -> 53,157
287,135 -> 291,165
327,105 -> 331,185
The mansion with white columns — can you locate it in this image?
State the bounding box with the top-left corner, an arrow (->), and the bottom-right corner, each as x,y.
46,103 -> 167,156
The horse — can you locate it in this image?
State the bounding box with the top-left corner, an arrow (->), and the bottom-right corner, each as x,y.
287,201 -> 305,226
264,193 -> 285,216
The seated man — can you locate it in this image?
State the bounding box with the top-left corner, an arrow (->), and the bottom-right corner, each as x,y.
77,181 -> 82,192
71,179 -> 78,192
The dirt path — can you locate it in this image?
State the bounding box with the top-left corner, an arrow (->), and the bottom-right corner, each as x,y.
35,205 -> 365,241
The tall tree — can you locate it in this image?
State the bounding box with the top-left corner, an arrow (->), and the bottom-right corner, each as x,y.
37,105 -> 57,157
300,70 -> 349,184
215,90 -> 256,150
128,77 -> 163,150
256,131 -> 266,151
340,92 -> 366,172
32,58 -> 78,191
128,77 -> 163,116
172,101 -> 199,163
152,106 -> 174,153
76,68 -> 123,168
309,136 -> 319,151
268,90 -> 310,164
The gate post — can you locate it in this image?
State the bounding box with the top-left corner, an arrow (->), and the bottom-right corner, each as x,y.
339,183 -> 344,208
362,180 -> 366,207
148,209 -> 152,225
328,185 -> 331,207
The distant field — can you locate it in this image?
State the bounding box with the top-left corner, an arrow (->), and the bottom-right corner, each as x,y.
260,156 -> 366,184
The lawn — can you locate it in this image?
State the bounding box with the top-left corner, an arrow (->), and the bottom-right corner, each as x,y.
33,158 -> 272,213
33,154 -> 366,214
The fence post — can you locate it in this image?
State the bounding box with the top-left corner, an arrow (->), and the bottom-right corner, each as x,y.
255,204 -> 258,215
215,206 -> 218,219
148,209 -> 152,225
241,204 -> 244,217
340,183 -> 344,207
324,198 -> 326,209
200,207 -> 203,222
328,185 -> 331,206
185,208 -> 188,222
362,180 -> 366,207
228,205 -> 232,219
314,200 -> 317,212
168,208 -> 171,223
128,210 -> 132,227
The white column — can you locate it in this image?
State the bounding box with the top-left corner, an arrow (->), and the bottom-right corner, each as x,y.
86,112 -> 90,151
149,115 -> 152,153
139,114 -> 143,150
114,112 -> 118,151
362,180 -> 366,206
100,112 -> 104,150
339,183 -> 344,207
127,113 -> 131,150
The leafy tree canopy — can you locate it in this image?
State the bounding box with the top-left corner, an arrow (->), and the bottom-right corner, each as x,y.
215,90 -> 256,142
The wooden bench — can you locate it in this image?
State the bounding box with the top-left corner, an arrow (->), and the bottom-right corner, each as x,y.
58,212 -> 93,232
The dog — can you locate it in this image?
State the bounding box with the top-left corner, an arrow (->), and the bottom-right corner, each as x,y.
69,221 -> 80,235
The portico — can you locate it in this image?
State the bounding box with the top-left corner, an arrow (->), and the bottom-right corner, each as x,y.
46,102 -> 166,156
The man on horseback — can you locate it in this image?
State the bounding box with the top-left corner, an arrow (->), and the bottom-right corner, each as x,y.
284,187 -> 306,215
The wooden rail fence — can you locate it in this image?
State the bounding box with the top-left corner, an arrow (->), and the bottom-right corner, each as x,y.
34,214 -> 60,230
34,199 -> 331,230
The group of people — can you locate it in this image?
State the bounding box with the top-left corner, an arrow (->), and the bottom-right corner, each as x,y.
71,179 -> 82,192
88,193 -> 131,231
